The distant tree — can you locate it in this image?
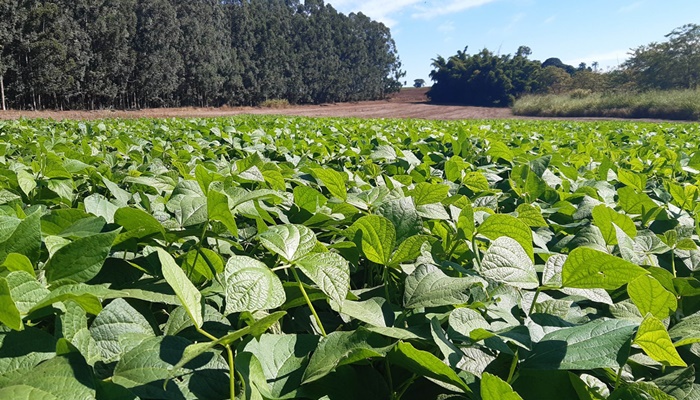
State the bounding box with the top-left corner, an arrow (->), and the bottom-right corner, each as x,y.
413,79 -> 425,88
534,66 -> 572,94
542,57 -> 575,74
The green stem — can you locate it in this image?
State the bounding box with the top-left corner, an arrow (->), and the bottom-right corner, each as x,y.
507,349 -> 519,384
471,235 -> 482,270
529,288 -> 541,315
671,251 -> 677,277
226,345 -> 236,400
195,326 -> 218,342
385,358 -> 394,397
614,365 -> 624,390
394,375 -> 417,400
383,267 -> 391,302
190,222 -> 209,273
291,266 -> 327,337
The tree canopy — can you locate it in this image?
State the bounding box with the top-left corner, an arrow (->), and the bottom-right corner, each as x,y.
0,0 -> 404,110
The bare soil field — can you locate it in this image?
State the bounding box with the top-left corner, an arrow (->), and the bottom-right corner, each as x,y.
0,87 -> 679,122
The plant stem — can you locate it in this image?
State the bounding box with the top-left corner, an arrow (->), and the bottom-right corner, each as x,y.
226,345 -> 236,400
291,266 -> 327,337
671,251 -> 677,277
471,235 -> 482,270
614,365 -> 624,389
528,288 -> 541,315
195,326 -> 219,342
394,375 -> 417,400
383,267 -> 391,302
385,358 -> 394,396
507,349 -> 519,384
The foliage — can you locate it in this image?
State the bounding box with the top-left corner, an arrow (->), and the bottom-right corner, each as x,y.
513,88 -> 700,120
0,115 -> 699,399
428,46 -> 542,106
413,79 -> 426,88
0,0 -> 404,109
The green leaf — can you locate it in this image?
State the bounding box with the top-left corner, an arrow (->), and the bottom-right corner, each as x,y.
311,167 -> 348,201
44,229 -> 120,284
591,205 -> 636,245
0,352 -> 96,400
617,186 -> 658,215
0,211 -> 41,264
114,207 -> 165,242
0,277 -> 22,331
481,372 -> 523,400
5,270 -> 49,314
478,214 -> 533,261
404,264 -> 485,308
0,326 -> 56,376
293,185 -> 327,212
346,215 -> 396,265
516,203 -> 548,228
634,314 -> 687,367
259,224 -> 317,262
376,197 -> 422,244
240,333 -> 319,399
523,319 -> 637,370
389,235 -> 432,265
609,381 -> 676,400
331,297 -> 394,328
295,252 -> 350,304
388,341 -> 470,393
410,182 -> 450,206
488,141 -> 514,163
1,253 -> 35,276
562,247 -> 649,290
113,335 -> 228,399
89,298 -> 155,363
223,255 -> 285,314
303,329 -> 391,384
628,275 -> 677,319
669,312 -> 700,347
157,248 -> 204,328
481,236 -> 539,289
207,189 -> 237,236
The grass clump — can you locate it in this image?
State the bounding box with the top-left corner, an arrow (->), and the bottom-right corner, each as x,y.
513,89 -> 700,120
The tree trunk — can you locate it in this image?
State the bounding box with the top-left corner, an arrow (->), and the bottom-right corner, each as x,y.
0,75 -> 5,111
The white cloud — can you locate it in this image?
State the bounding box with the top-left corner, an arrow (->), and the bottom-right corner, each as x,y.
328,0 -> 498,26
543,15 -> 556,24
565,49 -> 631,69
438,21 -> 456,33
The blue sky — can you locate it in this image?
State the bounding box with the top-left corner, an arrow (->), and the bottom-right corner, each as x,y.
327,0 -> 700,85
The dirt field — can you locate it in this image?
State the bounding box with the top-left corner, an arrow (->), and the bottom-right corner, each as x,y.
0,87 -> 679,122
0,88 -> 517,121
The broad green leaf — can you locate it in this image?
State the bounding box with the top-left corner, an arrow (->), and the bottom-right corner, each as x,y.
516,203 -> 548,228
114,207 -> 165,242
478,214 -> 533,261
157,248 -> 204,328
259,224 -> 317,262
331,297 -> 394,328
449,307 -> 490,338
457,203 -> 475,239
669,313 -> 700,347
5,270 -> 49,314
60,301 -> 101,366
404,264 -> 486,308
463,172 -> 490,192
0,326 -> 56,376
0,211 -> 41,264
0,278 -> 22,331
295,252 -> 350,304
653,366 -> 698,400
617,186 -> 658,215
609,381 -> 676,400
1,253 -> 34,276
240,333 -> 319,399
591,205 -> 636,245
346,215 -> 396,265
293,185 -> 327,212
481,372 -> 523,400
223,255 -> 285,314
634,314 -> 687,367
376,197 -> 422,244
410,182 -> 450,206
311,167 -> 348,201
303,329 -> 391,384
0,352 -> 95,400
488,140 -> 514,163
481,236 -> 539,289
207,189 -> 237,236
45,229 -> 120,284
389,235 -> 432,265
84,193 -> 119,223
561,247 -> 649,290
113,335 -> 228,399
523,318 -> 637,370
628,275 -> 677,319
181,248 -> 224,284
89,298 -> 155,363
16,170 -> 36,196
388,341 -> 470,393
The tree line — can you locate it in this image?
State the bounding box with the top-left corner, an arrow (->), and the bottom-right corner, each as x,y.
0,0 -> 404,110
428,23 -> 700,106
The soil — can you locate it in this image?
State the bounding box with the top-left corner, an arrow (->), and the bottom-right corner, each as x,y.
0,87 -> 680,122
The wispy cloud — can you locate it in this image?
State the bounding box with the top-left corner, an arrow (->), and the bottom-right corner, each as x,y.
438,21 -> 456,33
565,49 -> 631,69
543,15 -> 556,24
329,0 -> 498,26
619,1 -> 643,13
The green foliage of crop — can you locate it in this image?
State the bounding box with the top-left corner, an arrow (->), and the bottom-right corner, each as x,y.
0,116 -> 699,399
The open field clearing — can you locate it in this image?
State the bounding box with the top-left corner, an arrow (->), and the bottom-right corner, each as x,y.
0,116 -> 698,399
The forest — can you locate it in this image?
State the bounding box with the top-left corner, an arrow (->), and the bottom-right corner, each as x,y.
0,0 -> 405,110
428,24 -> 700,107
